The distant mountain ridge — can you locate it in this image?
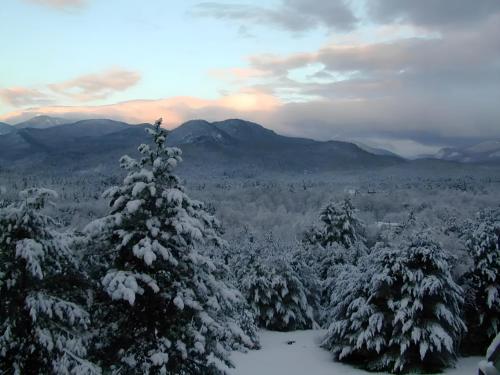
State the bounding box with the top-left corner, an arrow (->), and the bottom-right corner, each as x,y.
351,142 -> 400,158
435,141 -> 500,163
0,117 -> 404,174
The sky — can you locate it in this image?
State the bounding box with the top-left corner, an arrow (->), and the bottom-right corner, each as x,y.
1,0 -> 499,157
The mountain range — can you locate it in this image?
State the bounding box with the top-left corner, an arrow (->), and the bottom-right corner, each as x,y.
0,116 -> 404,174
0,116 -> 498,175
434,141 -> 500,163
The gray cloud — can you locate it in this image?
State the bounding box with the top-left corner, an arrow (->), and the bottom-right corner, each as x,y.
241,13 -> 500,152
192,0 -> 358,32
367,0 -> 500,28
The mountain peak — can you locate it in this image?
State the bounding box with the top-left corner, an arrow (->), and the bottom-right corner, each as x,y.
15,115 -> 69,129
212,119 -> 278,142
166,120 -> 233,145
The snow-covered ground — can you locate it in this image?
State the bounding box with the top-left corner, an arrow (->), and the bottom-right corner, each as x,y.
230,330 -> 481,375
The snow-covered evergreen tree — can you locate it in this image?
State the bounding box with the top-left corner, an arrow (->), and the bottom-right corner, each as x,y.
304,199 -> 364,249
86,119 -> 253,374
323,232 -> 466,373
301,200 -> 367,319
321,246 -> 393,369
234,234 -> 318,331
462,212 -> 500,354
387,233 -> 465,373
0,188 -> 99,374
200,242 -> 260,351
241,257 -> 316,331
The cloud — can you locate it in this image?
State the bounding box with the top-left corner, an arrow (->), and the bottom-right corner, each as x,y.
25,0 -> 87,10
0,68 -> 141,109
367,0 -> 500,29
242,14 -> 500,130
250,16 -> 500,82
0,87 -> 53,107
192,0 -> 357,33
0,88 -> 281,126
49,68 -> 141,102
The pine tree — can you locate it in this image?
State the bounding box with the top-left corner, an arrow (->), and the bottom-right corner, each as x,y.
305,199 -> 364,249
323,232 -> 466,373
302,199 -> 366,318
241,257 -> 316,331
462,212 -> 500,354
322,246 -> 393,369
0,188 -> 99,374
86,119 -> 253,374
387,233 -> 465,373
235,234 -> 318,331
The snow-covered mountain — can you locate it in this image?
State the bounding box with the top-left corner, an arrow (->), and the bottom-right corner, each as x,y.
15,115 -> 69,129
435,141 -> 500,163
166,119 -> 404,173
166,120 -> 234,145
0,117 -> 403,173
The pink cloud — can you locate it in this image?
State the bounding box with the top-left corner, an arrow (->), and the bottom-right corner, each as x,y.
0,87 -> 53,107
49,68 -> 141,102
0,68 -> 141,109
25,0 -> 86,10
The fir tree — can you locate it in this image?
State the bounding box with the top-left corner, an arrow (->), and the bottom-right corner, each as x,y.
322,247 -> 393,369
387,233 -> 465,373
302,199 -> 366,318
236,234 -> 318,331
86,119 -> 253,374
462,212 -> 500,354
323,232 -> 466,373
0,188 -> 99,374
241,258 -> 316,331
305,199 -> 364,249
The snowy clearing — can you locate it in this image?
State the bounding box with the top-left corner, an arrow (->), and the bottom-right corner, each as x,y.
230,330 -> 481,375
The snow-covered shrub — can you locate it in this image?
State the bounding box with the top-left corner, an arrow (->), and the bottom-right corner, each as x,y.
323,232 -> 466,373
462,211 -> 500,354
0,188 -> 99,374
86,120 -> 253,374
